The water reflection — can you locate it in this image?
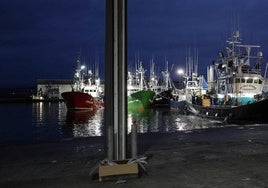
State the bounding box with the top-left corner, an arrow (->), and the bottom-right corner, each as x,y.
32,102 -> 65,127
1,102 -> 265,143
32,102 -> 44,125
62,107 -> 226,139
127,108 -> 225,134
1,102 -> 263,143
64,108 -> 104,137
30,102 -> 68,141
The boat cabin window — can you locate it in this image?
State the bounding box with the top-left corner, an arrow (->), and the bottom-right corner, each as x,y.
235,78 -> 240,83
247,78 -> 253,84
253,79 -> 258,84
187,81 -> 197,87
241,78 -> 245,83
228,78 -> 232,84
259,79 -> 263,84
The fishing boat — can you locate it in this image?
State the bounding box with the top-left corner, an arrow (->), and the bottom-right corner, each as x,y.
61,56 -> 104,110
186,30 -> 268,124
128,62 -> 155,111
170,48 -> 208,112
151,60 -> 177,107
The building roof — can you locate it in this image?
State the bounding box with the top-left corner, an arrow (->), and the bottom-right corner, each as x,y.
37,79 -> 73,85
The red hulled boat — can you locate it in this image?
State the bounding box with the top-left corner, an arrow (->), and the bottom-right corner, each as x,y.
61,91 -> 101,110
61,56 -> 104,110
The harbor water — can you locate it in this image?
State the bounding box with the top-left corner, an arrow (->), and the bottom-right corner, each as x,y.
0,101 -> 259,144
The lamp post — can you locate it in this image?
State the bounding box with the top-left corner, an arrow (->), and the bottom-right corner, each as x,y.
80,65 -> 85,70
177,69 -> 184,89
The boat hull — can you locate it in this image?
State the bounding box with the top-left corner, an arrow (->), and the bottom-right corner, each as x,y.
151,90 -> 174,107
186,98 -> 268,124
230,98 -> 268,123
61,91 -> 101,110
170,100 -> 188,114
128,98 -> 144,111
129,90 -> 155,109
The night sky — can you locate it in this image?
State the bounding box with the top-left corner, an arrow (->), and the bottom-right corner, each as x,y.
1,0 -> 268,87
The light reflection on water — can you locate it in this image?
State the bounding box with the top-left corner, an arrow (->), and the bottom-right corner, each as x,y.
0,102 -> 227,143
65,108 -> 104,137
63,107 -> 226,139
128,108 -> 225,134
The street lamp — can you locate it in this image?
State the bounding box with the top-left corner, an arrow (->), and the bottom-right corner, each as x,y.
177,69 -> 184,89
80,65 -> 85,70
177,69 -> 184,75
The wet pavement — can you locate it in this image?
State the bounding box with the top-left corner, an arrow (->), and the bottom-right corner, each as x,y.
1,124 -> 268,187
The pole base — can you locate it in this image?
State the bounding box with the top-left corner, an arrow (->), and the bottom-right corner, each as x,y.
98,160 -> 139,182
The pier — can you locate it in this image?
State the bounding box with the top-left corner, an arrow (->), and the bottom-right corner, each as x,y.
1,125 -> 268,187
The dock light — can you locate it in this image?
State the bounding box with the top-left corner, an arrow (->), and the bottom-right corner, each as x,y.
177,69 -> 184,75
81,65 -> 85,70
177,69 -> 184,89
